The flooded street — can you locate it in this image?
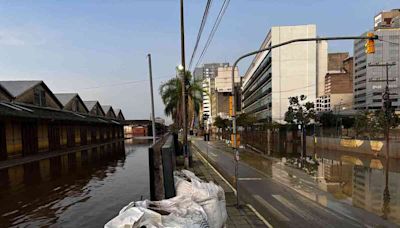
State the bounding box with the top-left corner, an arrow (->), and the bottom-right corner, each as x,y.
205,139 -> 400,226
244,144 -> 400,225
0,139 -> 150,228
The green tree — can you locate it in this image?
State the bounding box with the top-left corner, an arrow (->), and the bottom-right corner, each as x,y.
370,109 -> 400,139
284,95 -> 316,126
159,71 -> 203,128
354,111 -> 369,137
236,113 -> 256,127
213,116 -> 230,130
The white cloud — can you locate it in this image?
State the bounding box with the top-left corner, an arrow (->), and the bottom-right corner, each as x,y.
0,27 -> 46,46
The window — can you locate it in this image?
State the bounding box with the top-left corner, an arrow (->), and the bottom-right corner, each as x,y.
34,87 -> 46,106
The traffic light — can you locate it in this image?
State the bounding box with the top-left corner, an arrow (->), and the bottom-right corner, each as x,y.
365,32 -> 375,54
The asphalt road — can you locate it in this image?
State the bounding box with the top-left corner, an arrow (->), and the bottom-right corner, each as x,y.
192,138 -> 397,228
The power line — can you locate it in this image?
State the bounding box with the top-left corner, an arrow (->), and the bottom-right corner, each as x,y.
194,0 -> 230,69
188,0 -> 212,70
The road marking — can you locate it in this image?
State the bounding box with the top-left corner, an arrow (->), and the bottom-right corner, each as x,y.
253,194 -> 290,222
194,146 -> 236,194
208,151 -> 218,157
272,195 -> 313,221
246,204 -> 274,228
194,144 -> 273,228
238,177 -> 262,181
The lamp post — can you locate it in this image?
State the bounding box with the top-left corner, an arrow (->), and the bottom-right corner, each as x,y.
177,64 -> 189,168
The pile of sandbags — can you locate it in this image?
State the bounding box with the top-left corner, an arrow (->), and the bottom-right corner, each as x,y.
105,170 -> 227,228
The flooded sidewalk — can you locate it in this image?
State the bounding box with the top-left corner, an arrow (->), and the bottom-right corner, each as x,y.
189,149 -> 268,227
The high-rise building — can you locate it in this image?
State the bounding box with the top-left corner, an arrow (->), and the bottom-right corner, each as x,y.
196,63 -> 229,128
354,10 -> 400,110
210,66 -> 240,120
316,53 -> 354,112
242,24 -> 328,122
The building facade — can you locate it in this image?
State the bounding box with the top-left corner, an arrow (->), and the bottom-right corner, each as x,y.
354,10 -> 400,110
0,81 -> 125,162
242,24 -> 328,122
316,53 -> 354,112
197,63 -> 230,128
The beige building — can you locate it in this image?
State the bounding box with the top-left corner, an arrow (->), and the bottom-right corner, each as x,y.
242,24 -> 328,122
316,53 -> 354,112
214,66 -> 240,93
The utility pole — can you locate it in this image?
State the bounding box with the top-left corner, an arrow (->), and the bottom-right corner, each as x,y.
368,62 -> 396,159
147,54 -> 156,144
180,0 -> 189,168
230,34 -> 378,208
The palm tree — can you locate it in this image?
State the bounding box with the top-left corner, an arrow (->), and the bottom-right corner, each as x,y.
159,71 -> 203,128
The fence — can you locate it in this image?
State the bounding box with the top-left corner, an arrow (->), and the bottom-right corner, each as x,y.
214,125 -> 400,159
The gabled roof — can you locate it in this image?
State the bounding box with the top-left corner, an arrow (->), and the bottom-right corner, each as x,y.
0,84 -> 12,99
0,80 -> 41,97
0,80 -> 63,108
114,108 -> 125,120
0,101 -> 121,125
83,101 -> 98,110
101,105 -> 116,118
84,100 -> 105,116
55,93 -> 89,113
55,93 -> 77,106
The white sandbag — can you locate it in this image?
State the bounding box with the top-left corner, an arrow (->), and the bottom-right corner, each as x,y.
174,170 -> 227,228
104,207 -> 145,228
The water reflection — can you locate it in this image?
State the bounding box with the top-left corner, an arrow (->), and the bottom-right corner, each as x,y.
0,139 -> 150,227
306,150 -> 399,224
236,141 -> 400,225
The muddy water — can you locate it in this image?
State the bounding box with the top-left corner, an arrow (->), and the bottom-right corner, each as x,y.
0,139 -> 150,227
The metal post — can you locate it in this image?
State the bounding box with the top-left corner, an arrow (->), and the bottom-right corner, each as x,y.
147,54 -> 156,144
180,0 -> 189,168
368,62 -> 396,159
230,35 -> 378,208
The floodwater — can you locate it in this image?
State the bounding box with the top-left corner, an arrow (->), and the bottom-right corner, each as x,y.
237,141 -> 400,225
0,139 -> 150,227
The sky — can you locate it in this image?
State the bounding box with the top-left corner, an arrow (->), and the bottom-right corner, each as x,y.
0,0 -> 399,123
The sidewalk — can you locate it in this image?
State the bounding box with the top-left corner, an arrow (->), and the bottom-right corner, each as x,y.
189,149 -> 268,228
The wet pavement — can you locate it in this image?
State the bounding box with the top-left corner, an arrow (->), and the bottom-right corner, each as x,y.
0,139 -> 150,228
192,137 -> 399,227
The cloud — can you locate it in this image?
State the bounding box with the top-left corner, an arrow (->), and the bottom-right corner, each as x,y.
0,33 -> 25,46
0,27 -> 46,46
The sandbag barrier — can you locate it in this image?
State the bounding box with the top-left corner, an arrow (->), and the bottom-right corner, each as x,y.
105,170 -> 227,228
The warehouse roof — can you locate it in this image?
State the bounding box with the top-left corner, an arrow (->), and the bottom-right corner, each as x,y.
0,101 -> 121,125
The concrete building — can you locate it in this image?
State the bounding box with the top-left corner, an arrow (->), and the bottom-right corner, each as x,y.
316,53 -> 354,112
197,63 -> 230,128
242,24 -> 328,122
354,10 -> 400,110
374,9 -> 400,29
210,66 -> 240,120
194,63 -> 229,82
